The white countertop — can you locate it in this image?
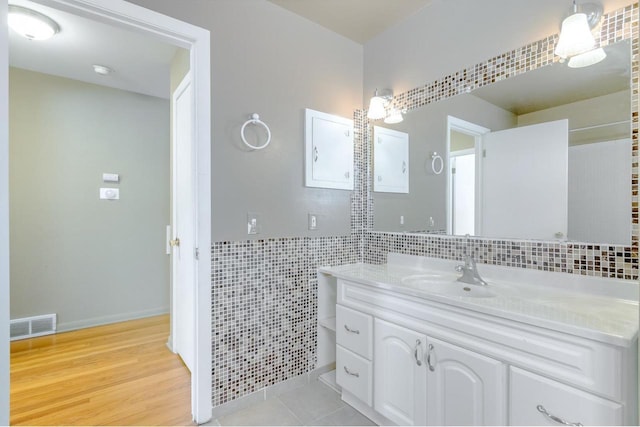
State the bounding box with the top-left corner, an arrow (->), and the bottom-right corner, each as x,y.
319,255 -> 639,347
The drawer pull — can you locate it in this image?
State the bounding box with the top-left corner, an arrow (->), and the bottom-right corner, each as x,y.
344,325 -> 360,334
426,344 -> 435,372
414,339 -> 423,366
343,366 -> 360,378
536,405 -> 583,426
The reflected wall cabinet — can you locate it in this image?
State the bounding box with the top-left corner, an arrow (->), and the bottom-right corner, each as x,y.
304,108 -> 354,190
373,126 -> 409,193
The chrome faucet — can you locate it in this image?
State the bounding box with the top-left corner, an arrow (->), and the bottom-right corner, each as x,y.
455,255 -> 488,286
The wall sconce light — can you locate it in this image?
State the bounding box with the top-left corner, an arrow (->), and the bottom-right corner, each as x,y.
554,1 -> 605,68
8,5 -> 60,41
367,89 -> 404,123
384,108 -> 404,124
367,89 -> 392,120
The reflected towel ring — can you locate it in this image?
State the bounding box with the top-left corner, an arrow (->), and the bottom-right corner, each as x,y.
241,113 -> 271,150
431,152 -> 444,175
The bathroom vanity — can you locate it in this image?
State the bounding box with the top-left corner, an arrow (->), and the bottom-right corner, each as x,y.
317,254 -> 638,426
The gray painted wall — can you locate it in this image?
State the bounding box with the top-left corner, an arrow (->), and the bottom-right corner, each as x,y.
126,0 -> 364,242
9,68 -> 170,331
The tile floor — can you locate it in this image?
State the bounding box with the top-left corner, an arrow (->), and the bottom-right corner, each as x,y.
206,381 -> 376,426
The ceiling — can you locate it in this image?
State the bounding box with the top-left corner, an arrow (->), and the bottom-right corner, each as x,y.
268,0 -> 434,44
8,0 -> 178,99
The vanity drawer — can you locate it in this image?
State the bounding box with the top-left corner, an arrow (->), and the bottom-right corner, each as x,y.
509,366 -> 622,426
336,304 -> 373,359
336,345 -> 372,406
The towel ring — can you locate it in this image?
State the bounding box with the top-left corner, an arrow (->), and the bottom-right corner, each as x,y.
431,152 -> 444,175
241,113 -> 271,150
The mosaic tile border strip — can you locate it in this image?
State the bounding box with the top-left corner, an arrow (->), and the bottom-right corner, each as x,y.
361,4 -> 639,280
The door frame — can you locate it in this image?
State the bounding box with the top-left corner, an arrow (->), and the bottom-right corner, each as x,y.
446,116 -> 489,236
0,0 -> 212,423
0,1 -> 10,424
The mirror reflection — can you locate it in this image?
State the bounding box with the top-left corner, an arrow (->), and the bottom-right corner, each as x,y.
372,40 -> 631,245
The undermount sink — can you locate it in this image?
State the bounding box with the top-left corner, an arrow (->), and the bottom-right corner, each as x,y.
401,273 -> 497,298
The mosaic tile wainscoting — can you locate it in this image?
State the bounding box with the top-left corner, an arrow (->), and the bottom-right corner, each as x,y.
211,236 -> 358,407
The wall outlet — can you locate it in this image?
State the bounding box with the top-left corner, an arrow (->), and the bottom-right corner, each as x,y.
308,214 -> 318,230
247,212 -> 261,235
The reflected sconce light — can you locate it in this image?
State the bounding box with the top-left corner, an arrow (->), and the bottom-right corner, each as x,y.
367,89 -> 404,123
8,5 -> 60,41
554,1 -> 605,68
384,108 -> 404,124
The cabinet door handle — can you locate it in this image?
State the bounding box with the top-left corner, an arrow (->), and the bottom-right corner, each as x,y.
414,339 -> 423,366
536,405 -> 583,426
402,161 -> 407,173
426,344 -> 435,371
344,325 -> 360,334
343,366 -> 360,378
314,146 -> 319,162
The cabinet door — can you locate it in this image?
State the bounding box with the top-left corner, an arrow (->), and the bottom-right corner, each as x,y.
509,367 -> 623,426
374,319 -> 427,426
426,337 -> 506,426
304,109 -> 354,190
373,126 -> 409,193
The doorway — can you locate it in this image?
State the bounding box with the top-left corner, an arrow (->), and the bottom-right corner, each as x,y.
1,0 -> 211,423
446,116 -> 489,236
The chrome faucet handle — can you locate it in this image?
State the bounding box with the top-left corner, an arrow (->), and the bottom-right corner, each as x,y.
455,264 -> 464,273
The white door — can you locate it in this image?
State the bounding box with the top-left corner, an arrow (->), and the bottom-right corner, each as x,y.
172,74 -> 196,373
426,337 -> 506,426
450,152 -> 476,235
480,120 -> 568,240
374,319 -> 427,426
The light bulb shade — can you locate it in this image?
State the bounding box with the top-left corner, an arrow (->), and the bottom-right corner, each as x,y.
554,12 -> 596,58
384,108 -> 404,124
567,47 -> 606,68
367,96 -> 387,120
8,6 -> 60,41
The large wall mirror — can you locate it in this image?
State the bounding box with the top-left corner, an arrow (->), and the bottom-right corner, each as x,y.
372,39 -> 631,246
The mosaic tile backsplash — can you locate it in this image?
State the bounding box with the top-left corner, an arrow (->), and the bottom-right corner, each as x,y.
211,4 -> 639,407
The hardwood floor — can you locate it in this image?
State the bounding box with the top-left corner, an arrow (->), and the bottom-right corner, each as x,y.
10,315 -> 194,426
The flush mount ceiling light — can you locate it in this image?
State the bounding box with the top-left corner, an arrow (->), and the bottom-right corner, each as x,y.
92,64 -> 113,76
8,5 -> 60,41
554,1 -> 605,67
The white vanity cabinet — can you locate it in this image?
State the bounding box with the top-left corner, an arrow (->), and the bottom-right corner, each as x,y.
426,337 -> 506,426
325,274 -> 638,426
374,319 -> 427,426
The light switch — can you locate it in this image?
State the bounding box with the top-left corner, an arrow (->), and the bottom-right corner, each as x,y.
308,214 -> 318,230
247,212 -> 261,235
400,215 -> 404,225
102,173 -> 120,183
100,188 -> 119,200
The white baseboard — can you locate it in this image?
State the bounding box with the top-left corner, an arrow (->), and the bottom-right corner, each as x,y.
56,307 -> 169,333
